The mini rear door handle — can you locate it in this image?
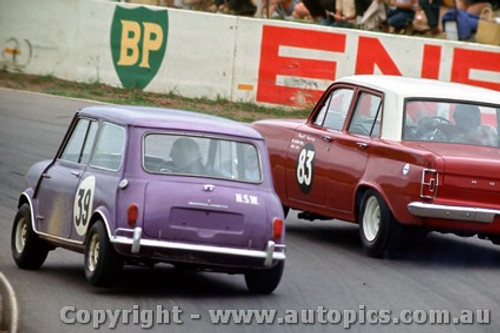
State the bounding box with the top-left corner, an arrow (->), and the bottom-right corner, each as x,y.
70,171 -> 80,177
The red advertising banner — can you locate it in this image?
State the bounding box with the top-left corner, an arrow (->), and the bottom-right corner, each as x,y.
257,25 -> 500,107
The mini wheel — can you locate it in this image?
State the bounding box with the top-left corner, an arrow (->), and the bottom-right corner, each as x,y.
84,221 -> 122,286
244,261 -> 284,294
359,190 -> 403,258
11,204 -> 50,269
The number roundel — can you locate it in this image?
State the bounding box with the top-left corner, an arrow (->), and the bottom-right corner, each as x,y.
296,143 -> 316,194
73,176 -> 95,236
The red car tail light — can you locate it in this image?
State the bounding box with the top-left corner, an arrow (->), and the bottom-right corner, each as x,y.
127,203 -> 139,227
420,169 -> 439,199
272,218 -> 284,240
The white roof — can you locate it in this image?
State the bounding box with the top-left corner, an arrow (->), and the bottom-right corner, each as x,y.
335,75 -> 499,141
337,75 -> 500,106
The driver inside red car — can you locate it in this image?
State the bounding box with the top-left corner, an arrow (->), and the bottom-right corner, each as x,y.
452,104 -> 497,147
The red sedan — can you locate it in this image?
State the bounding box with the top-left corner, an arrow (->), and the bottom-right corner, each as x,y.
252,75 -> 500,258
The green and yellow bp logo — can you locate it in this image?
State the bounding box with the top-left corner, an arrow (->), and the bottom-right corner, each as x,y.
110,6 -> 168,89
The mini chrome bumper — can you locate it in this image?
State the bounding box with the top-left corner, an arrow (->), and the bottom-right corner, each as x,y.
408,202 -> 500,224
111,227 -> 286,267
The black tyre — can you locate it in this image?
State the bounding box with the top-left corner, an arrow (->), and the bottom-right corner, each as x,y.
244,261 -> 284,294
489,234 -> 500,245
11,203 -> 49,270
283,205 -> 290,219
84,222 -> 122,287
358,190 -> 403,258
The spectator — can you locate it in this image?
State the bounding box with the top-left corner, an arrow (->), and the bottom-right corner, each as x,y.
457,0 -> 492,14
441,7 -> 479,39
387,0 -> 417,33
302,0 -> 336,22
291,0 -> 313,20
208,0 -> 256,15
360,0 -> 387,30
419,0 -> 441,35
329,0 -> 357,27
260,0 -> 299,18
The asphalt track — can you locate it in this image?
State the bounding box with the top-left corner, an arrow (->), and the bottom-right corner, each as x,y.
1,88 -> 500,333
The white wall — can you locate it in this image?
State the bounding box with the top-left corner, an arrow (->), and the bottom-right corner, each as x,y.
1,0 -> 499,108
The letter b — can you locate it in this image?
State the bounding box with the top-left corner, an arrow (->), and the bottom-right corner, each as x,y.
117,20 -> 163,68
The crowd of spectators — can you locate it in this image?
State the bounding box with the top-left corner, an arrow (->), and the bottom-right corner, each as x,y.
132,0 -> 499,41
258,0 -> 498,39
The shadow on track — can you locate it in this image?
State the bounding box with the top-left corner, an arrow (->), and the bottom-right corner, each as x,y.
31,262 -> 257,298
285,219 -> 500,269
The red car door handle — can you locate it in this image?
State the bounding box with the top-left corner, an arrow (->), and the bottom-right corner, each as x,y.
322,135 -> 332,142
357,142 -> 368,149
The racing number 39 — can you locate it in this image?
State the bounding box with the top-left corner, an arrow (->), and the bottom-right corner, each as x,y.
73,176 -> 95,236
75,188 -> 91,227
296,143 -> 315,193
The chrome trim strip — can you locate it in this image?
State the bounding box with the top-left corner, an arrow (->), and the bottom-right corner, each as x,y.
408,202 -> 500,223
131,227 -> 142,254
94,209 -> 113,242
21,192 -> 37,234
37,231 -> 83,245
264,241 -> 275,267
25,201 -> 113,246
420,169 -> 438,199
110,228 -> 286,263
23,192 -> 84,245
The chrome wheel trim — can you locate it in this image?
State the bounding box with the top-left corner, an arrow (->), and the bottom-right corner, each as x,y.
15,217 -> 27,253
88,233 -> 100,272
363,196 -> 381,242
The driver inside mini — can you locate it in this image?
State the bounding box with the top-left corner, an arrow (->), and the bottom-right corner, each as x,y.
169,137 -> 205,174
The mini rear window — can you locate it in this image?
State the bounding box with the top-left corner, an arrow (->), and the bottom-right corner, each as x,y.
143,134 -> 262,183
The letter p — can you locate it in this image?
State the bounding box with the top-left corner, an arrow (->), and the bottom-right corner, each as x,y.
139,22 -> 163,69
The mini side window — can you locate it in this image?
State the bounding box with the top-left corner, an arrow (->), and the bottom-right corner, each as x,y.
60,118 -> 98,164
348,93 -> 382,137
90,123 -> 125,171
314,89 -> 354,131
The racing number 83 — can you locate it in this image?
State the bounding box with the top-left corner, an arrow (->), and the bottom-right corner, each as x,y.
296,143 -> 315,194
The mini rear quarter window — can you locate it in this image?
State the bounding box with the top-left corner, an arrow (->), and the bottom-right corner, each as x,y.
89,123 -> 125,171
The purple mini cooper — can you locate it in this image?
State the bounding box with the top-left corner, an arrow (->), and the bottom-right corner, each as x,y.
12,106 -> 286,293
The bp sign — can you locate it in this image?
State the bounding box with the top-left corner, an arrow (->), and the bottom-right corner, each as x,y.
110,6 -> 168,89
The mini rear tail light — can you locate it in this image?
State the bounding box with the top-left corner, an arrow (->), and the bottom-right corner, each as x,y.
420,169 -> 439,199
127,203 -> 138,227
272,218 -> 284,240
